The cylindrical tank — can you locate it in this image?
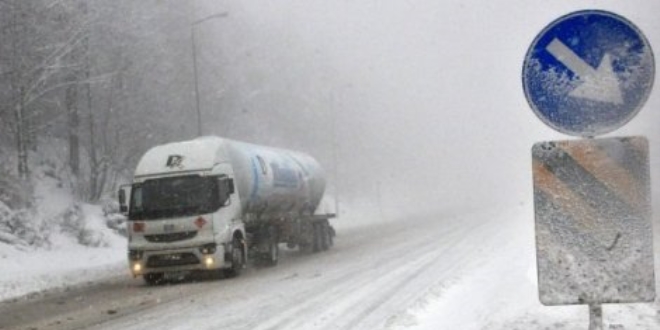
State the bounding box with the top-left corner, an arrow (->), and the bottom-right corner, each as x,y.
225,139 -> 326,217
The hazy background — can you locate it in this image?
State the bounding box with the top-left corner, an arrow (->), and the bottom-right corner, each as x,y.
190,0 -> 660,219
1,0 -> 658,224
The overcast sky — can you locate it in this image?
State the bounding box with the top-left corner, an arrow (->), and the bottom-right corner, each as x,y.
191,0 -> 660,218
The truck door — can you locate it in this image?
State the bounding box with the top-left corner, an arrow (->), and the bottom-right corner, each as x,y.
212,163 -> 242,241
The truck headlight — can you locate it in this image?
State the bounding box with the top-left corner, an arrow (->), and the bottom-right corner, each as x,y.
204,256 -> 214,268
199,243 -> 217,255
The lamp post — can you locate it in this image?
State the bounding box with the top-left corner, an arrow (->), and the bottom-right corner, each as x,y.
191,11 -> 228,136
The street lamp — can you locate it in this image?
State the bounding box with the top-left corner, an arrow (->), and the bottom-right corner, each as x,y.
191,11 -> 228,136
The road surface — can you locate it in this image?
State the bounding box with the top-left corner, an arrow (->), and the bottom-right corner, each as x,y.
3,208 -> 657,329
0,209 -> 500,330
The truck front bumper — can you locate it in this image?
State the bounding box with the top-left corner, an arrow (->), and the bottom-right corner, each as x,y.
129,243 -> 227,276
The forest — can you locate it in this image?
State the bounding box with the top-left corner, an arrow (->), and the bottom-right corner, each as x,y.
0,0 -> 201,246
0,1 -> 200,202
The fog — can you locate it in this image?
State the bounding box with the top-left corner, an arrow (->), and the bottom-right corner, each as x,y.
2,2 -> 660,327
190,0 -> 660,219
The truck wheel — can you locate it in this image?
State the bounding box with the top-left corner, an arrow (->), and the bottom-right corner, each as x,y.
327,225 -> 334,248
312,224 -> 322,252
224,238 -> 244,278
263,240 -> 279,267
299,223 -> 313,253
329,225 -> 336,240
143,272 -> 165,285
299,242 -> 312,253
320,223 -> 331,251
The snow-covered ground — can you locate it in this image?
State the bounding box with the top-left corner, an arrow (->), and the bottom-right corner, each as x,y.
0,205 -> 126,303
0,159 -> 127,301
2,203 -> 659,329
3,1 -> 660,329
400,208 -> 660,330
0,236 -> 125,301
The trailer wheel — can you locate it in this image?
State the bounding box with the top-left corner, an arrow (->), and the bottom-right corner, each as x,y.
225,238 -> 245,278
317,222 -> 332,251
327,225 -> 334,248
263,240 -> 279,267
298,222 -> 313,253
312,223 -> 322,252
312,223 -> 332,252
320,223 -> 332,251
143,272 -> 165,286
299,242 -> 312,253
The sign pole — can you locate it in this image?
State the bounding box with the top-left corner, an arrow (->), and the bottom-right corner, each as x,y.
589,304 -> 603,330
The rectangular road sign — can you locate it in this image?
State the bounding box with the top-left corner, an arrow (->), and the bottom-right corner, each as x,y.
532,136 -> 654,305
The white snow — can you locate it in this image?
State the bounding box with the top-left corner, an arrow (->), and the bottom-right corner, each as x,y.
3,1 -> 660,330
395,205 -> 660,330
0,160 -> 126,301
0,238 -> 125,301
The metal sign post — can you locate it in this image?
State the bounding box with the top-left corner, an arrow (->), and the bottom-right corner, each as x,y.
589,304 -> 603,330
524,10 -> 656,329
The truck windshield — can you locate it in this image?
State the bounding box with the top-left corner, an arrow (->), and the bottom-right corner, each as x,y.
129,175 -> 220,220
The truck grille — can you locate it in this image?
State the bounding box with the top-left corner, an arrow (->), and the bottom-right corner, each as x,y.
144,231 -> 197,243
146,253 -> 200,268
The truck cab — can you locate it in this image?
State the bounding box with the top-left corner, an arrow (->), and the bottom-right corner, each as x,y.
119,141 -> 247,284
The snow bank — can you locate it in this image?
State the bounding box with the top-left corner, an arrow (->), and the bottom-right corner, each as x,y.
0,140 -> 127,302
0,203 -> 126,301
395,204 -> 660,330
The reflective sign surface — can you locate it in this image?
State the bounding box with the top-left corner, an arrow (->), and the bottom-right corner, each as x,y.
533,136 -> 654,305
523,11 -> 655,137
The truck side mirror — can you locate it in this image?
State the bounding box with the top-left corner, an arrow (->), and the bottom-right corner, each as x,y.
118,185 -> 131,215
227,179 -> 235,194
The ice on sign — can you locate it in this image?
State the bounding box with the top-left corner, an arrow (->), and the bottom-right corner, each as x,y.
523,10 -> 655,137
532,137 -> 654,305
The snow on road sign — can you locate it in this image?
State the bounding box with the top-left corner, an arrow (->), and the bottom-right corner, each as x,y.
532,137 -> 654,305
523,10 -> 655,137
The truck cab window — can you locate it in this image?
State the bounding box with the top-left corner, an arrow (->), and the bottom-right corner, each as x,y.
218,178 -> 233,206
129,175 -> 223,220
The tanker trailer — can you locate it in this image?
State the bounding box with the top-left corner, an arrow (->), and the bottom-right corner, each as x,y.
118,136 -> 335,284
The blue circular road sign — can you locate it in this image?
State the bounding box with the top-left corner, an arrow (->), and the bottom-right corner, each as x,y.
523,10 -> 655,137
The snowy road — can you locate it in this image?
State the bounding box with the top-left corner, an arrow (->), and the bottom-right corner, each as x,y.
2,207 -> 658,330
0,209 -> 504,330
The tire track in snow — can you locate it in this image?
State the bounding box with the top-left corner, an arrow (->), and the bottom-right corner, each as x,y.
323,215 -> 494,330
245,214 -> 493,330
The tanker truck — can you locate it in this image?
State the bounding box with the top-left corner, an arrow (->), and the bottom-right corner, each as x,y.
117,136 -> 335,284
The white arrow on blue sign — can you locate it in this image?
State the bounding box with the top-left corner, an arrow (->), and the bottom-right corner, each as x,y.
523,10 -> 655,137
